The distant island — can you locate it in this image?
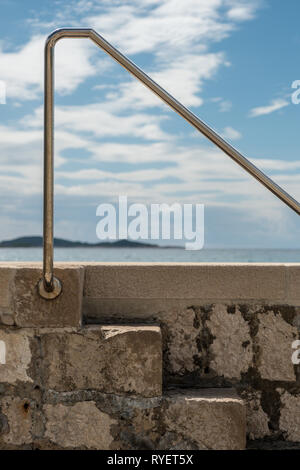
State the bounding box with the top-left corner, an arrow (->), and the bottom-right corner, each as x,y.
0,236 -> 174,249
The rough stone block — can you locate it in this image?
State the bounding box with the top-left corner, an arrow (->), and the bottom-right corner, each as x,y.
40,325 -> 162,397
257,311 -> 298,382
165,307 -> 200,375
14,266 -> 84,328
44,402 -> 116,449
287,265 -> 300,304
41,388 -> 245,450
0,268 -> 15,310
163,388 -> 246,450
278,389 -> 300,442
207,304 -> 252,379
0,313 -> 14,326
0,396 -> 33,447
0,329 -> 33,384
241,390 -> 270,440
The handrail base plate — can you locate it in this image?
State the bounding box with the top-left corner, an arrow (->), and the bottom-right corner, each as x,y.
38,276 -> 62,300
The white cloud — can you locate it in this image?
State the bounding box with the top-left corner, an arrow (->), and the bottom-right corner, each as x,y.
81,0 -> 258,110
4,101 -> 299,208
86,1 -> 228,55
55,104 -> 170,140
102,52 -> 226,112
12,0 -> 260,109
211,97 -> 232,112
225,0 -> 260,21
251,159 -> 300,171
227,6 -> 256,21
0,121 -> 95,198
152,53 -> 225,107
84,0 -> 261,57
54,141 -> 300,205
249,98 -> 289,117
0,35 -> 111,101
23,103 -> 170,141
219,100 -> 232,112
221,126 -> 242,140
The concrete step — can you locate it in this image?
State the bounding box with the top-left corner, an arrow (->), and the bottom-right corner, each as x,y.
0,323 -> 246,449
39,324 -> 163,398
0,325 -> 163,398
163,388 -> 246,450
38,387 -> 246,449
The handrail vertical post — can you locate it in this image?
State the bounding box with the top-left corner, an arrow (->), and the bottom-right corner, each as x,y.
38,38 -> 62,299
44,39 -> 54,288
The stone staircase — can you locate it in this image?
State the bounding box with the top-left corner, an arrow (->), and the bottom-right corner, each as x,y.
1,263 -> 299,449
0,321 -> 246,449
40,324 -> 246,450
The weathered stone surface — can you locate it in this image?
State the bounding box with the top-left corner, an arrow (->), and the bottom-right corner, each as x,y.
278,389 -> 300,442
257,312 -> 298,382
165,307 -> 199,375
84,264 -> 287,302
241,390 -> 270,440
41,388 -> 245,450
44,402 -> 116,449
0,329 -> 33,384
0,268 -> 15,311
0,397 -> 33,446
40,325 -> 162,397
14,266 -> 84,328
0,313 -> 14,326
83,300 -> 202,377
287,265 -> 300,304
163,389 -> 246,450
207,305 -> 252,379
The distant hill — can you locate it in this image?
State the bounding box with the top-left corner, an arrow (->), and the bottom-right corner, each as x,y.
0,236 -> 162,248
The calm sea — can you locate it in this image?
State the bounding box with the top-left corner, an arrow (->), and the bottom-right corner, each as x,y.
0,247 -> 299,262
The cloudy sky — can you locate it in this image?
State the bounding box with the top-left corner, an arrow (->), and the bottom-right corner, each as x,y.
0,0 -> 299,248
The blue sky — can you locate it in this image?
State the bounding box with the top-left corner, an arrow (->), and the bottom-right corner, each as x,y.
0,0 -> 299,248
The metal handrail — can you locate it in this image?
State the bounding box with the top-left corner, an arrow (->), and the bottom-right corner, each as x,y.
38,28 -> 300,299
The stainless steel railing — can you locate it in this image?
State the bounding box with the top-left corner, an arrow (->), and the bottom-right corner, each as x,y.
38,28 -> 300,299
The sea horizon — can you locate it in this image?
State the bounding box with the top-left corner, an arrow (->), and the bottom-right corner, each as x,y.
0,246 -> 299,263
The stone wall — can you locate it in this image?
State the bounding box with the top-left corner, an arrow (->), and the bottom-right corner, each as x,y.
0,263 -> 299,449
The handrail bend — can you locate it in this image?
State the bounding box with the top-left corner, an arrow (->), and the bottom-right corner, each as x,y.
38,28 -> 300,299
